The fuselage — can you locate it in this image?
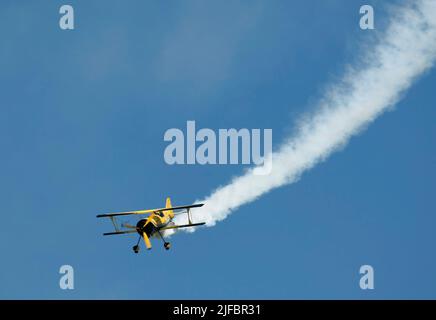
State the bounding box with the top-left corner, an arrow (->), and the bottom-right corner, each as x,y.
136,211 -> 174,237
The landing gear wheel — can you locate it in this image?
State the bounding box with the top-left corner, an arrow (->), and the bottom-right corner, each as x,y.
133,245 -> 140,254
164,242 -> 171,250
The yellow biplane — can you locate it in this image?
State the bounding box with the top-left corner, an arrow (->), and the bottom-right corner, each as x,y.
97,197 -> 205,253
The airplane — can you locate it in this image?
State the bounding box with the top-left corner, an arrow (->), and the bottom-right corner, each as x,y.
96,197 -> 205,253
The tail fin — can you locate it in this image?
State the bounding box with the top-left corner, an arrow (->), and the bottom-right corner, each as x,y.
166,197 -> 174,218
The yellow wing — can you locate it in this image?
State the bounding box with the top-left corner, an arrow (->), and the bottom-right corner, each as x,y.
96,203 -> 204,218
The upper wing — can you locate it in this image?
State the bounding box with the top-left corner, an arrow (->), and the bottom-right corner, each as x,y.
160,222 -> 206,230
96,203 -> 204,218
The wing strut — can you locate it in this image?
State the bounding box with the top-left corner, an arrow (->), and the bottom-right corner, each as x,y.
187,208 -> 193,224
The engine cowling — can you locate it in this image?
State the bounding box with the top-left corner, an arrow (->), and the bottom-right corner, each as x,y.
136,219 -> 154,236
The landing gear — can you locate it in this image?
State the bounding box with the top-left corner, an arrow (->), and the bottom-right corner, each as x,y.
133,235 -> 141,254
131,229 -> 172,252
156,229 -> 171,251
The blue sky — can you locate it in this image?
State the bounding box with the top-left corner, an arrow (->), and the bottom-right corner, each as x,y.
1,0 -> 436,299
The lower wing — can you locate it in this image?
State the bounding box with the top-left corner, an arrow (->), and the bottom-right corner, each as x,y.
160,222 -> 206,230
103,230 -> 137,236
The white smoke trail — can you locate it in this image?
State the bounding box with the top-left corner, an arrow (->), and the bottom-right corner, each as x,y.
173,0 -> 436,230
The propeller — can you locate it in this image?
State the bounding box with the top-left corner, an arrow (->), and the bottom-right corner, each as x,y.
121,223 -> 137,229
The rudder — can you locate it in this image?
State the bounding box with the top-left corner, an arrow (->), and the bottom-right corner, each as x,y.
166,197 -> 174,218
